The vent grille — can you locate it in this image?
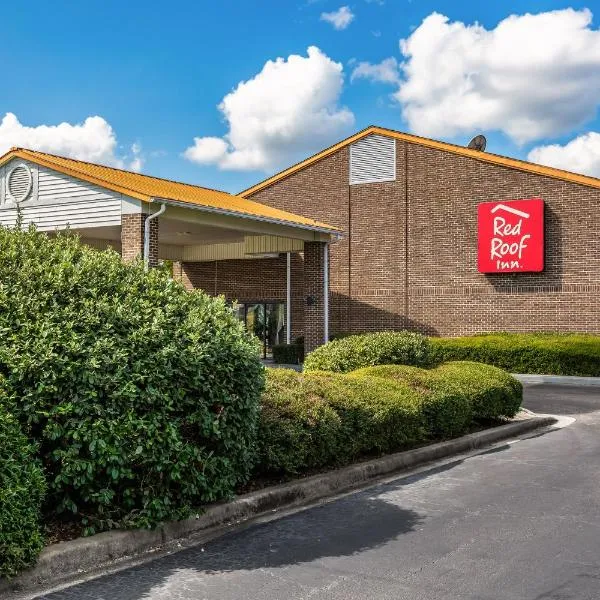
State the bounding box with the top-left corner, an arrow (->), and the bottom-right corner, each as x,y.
7,165 -> 33,202
350,134 -> 396,185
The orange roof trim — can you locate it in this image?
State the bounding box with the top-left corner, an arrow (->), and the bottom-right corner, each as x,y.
0,148 -> 339,233
240,125 -> 600,197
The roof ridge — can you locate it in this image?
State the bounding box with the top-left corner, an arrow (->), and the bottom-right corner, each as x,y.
239,125 -> 600,197
15,147 -> 233,197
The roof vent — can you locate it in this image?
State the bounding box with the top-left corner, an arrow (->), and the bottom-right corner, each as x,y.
350,134 -> 396,185
7,164 -> 33,202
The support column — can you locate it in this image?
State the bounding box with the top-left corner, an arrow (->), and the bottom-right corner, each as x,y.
120,213 -> 159,267
303,241 -> 329,354
286,252 -> 292,344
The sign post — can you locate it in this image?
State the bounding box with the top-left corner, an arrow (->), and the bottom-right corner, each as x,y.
477,198 -> 544,273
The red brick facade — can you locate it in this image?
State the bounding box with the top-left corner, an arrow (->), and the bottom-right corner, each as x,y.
121,213 -> 159,267
240,139 -> 600,337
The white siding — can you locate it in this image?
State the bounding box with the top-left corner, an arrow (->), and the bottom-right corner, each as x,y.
0,160 -> 123,230
350,134 -> 396,185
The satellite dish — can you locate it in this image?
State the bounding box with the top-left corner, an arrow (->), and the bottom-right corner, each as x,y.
467,134 -> 487,151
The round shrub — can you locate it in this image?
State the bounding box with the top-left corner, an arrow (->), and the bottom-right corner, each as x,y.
0,403 -> 46,578
430,333 -> 600,377
355,361 -> 522,424
352,365 -> 473,438
431,361 -> 522,420
257,369 -> 343,475
0,227 -> 264,531
257,368 -> 426,477
304,331 -> 432,373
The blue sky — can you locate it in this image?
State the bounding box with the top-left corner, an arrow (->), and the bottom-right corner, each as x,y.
2,1 -> 600,193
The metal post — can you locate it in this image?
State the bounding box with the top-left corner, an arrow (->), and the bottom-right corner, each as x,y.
323,243 -> 329,343
286,252 -> 291,344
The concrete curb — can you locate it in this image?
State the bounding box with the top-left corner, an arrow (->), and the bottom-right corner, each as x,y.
514,374 -> 600,387
2,414 -> 556,596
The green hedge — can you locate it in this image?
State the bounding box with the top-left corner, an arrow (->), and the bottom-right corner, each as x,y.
272,342 -> 304,365
304,331 -> 432,373
256,361 -> 522,477
0,227 -> 264,532
430,333 -> 600,377
0,404 -> 46,578
256,369 -> 425,475
355,361 -> 522,424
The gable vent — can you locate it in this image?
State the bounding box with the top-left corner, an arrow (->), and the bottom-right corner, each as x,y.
350,134 -> 396,185
7,164 -> 33,202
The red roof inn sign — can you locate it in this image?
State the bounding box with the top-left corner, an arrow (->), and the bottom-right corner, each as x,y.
478,198 -> 545,273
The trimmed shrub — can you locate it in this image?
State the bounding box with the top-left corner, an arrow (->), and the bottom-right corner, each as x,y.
257,370 -> 343,475
356,361 -> 522,422
272,342 -> 304,365
352,365 -> 473,437
430,333 -> 600,377
0,227 -> 264,531
0,403 -> 46,578
304,331 -> 432,373
256,369 -> 426,476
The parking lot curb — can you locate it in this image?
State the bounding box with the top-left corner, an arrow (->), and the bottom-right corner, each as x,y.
2,414 -> 556,597
515,374 -> 600,387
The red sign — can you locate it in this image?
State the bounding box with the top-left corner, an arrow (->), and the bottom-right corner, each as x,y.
478,198 -> 544,273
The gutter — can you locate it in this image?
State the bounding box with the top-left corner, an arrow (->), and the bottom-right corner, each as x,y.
143,202 -> 167,269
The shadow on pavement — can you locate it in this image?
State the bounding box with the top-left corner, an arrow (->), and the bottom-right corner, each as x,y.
37,493 -> 423,600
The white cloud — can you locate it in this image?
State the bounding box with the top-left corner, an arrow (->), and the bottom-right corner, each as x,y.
183,137 -> 228,165
391,9 -> 600,143
320,6 -> 355,30
351,57 -> 400,84
0,112 -> 140,169
183,46 -> 354,171
128,142 -> 144,172
528,132 -> 600,177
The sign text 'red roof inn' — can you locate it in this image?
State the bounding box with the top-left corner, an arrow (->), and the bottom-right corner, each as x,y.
477,198 -> 544,273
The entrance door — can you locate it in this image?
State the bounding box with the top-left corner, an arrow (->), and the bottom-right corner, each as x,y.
238,302 -> 286,359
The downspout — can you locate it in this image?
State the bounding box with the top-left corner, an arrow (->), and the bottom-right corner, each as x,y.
144,202 -> 166,270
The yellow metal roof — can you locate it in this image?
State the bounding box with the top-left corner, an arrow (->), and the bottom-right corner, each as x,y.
240,125 -> 600,197
0,147 -> 339,233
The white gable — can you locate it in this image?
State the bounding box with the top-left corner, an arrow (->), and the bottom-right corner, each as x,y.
0,158 -> 128,231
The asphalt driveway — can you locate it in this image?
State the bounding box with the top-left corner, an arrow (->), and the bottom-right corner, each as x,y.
33,383 -> 600,600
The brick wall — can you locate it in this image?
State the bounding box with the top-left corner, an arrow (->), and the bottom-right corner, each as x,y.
303,241 -> 327,352
179,254 -> 305,341
244,138 -> 600,337
121,213 -> 159,267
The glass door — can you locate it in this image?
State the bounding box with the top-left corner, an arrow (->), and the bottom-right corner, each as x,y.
237,302 -> 286,359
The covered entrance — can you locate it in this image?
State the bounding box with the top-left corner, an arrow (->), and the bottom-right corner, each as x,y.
0,146 -> 340,353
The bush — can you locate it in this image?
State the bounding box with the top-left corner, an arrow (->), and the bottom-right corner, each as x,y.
0,403 -> 46,578
0,227 -> 264,531
355,361 -> 522,423
352,365 -> 473,437
256,369 -> 426,476
272,342 -> 304,365
304,331 -> 432,373
430,333 -> 600,377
